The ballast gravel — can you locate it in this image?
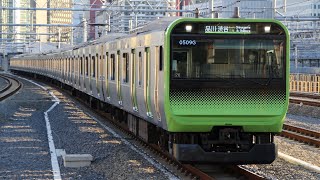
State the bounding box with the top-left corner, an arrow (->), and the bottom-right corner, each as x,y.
0,75 -> 53,179
47,89 -> 175,179
243,103 -> 320,180
0,75 -> 176,179
288,103 -> 320,121
287,105 -> 320,132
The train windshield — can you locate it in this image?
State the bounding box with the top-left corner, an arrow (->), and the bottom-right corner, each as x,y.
171,37 -> 285,80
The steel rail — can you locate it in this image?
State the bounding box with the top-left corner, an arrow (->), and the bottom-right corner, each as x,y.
290,92 -> 320,99
281,124 -> 320,148
0,76 -> 11,93
0,74 -> 22,101
289,94 -> 320,107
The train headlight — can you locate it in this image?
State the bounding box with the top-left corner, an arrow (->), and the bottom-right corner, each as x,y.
264,25 -> 271,33
185,25 -> 192,32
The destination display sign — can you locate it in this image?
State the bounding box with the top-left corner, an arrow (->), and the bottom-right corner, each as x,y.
204,25 -> 251,34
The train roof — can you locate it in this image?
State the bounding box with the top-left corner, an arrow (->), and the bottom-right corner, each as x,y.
12,17 -> 182,59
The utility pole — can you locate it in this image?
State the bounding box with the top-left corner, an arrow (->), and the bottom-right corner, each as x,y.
209,0 -> 214,18
57,28 -> 61,49
70,29 -> 73,46
83,17 -> 87,42
295,46 -> 298,69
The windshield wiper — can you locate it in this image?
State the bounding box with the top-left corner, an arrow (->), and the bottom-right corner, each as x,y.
213,75 -> 240,85
238,74 -> 272,86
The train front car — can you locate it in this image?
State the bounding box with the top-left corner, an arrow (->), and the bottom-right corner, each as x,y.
164,19 -> 289,164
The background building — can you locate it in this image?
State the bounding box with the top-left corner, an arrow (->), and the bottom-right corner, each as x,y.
183,0 -> 273,18
96,0 -> 175,34
0,0 -> 14,42
47,0 -> 73,43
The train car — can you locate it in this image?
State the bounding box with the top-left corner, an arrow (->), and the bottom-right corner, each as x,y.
10,17 -> 290,164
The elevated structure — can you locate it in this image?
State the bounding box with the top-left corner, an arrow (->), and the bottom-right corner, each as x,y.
47,0 -> 73,43
183,0 -> 273,18
96,0 -> 177,33
277,0 -> 320,68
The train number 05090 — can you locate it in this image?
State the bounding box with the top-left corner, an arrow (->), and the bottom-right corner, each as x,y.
178,40 -> 196,46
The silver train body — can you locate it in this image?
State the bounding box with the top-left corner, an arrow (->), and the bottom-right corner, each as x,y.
11,18 -> 173,131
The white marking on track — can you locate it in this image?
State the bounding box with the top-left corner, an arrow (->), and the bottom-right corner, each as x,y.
278,152 -> 320,173
15,76 -> 62,180
86,112 -> 180,180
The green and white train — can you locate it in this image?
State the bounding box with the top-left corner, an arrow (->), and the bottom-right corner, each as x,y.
10,17 -> 290,164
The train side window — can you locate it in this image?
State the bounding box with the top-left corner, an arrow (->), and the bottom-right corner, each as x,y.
159,46 -> 163,71
80,57 -> 83,75
92,55 -> 96,77
70,57 -> 72,73
85,56 -> 89,76
67,57 -> 70,73
111,54 -> 115,80
123,53 -> 129,83
98,54 -> 102,79
106,52 -> 108,79
138,52 -> 142,86
72,57 -> 74,73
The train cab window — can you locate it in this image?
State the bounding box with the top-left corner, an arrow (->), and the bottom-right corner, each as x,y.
92,56 -> 96,77
138,52 -> 142,86
111,54 -> 115,80
122,53 -> 129,83
171,39 -> 285,80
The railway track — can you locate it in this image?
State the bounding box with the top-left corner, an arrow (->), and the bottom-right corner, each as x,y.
0,74 -> 22,101
281,124 -> 320,148
285,93 -> 320,147
289,92 -> 320,107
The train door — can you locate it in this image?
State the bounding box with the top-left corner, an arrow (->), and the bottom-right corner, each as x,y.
116,50 -> 122,106
135,48 -> 147,116
154,46 -> 163,121
80,49 -> 85,91
90,46 -> 98,97
108,52 -> 117,105
84,47 -> 90,94
121,51 -> 131,110
104,50 -> 109,102
96,45 -> 103,100
144,47 -> 153,118
130,49 -> 138,112
99,44 -> 105,101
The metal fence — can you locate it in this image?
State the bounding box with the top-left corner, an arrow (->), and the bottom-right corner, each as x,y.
290,74 -> 320,93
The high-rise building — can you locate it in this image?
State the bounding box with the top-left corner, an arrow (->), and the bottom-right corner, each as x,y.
0,0 -> 14,42
96,0 -> 172,34
277,0 -> 320,29
88,0 -> 103,40
47,0 -> 73,43
72,0 -> 87,43
183,0 -> 273,18
1,0 -> 73,45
